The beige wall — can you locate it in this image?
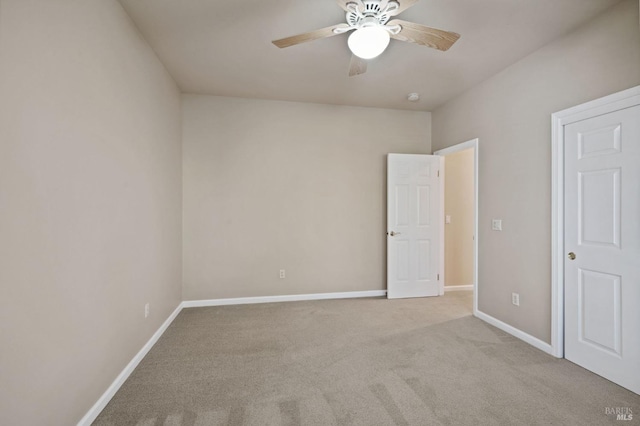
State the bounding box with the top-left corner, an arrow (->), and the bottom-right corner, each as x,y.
444,148 -> 475,287
183,95 -> 430,300
0,1 -> 182,424
432,0 -> 640,343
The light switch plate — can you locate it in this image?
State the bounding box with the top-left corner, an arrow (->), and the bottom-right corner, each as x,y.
445,215 -> 451,224
492,219 -> 502,231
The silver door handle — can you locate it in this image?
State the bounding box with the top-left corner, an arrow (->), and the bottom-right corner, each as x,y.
389,231 -> 401,237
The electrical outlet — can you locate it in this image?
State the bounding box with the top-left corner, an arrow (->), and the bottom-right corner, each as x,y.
144,303 -> 150,318
279,269 -> 285,279
512,293 -> 520,306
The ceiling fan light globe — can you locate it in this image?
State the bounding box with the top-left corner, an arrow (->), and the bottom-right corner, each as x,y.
348,26 -> 390,59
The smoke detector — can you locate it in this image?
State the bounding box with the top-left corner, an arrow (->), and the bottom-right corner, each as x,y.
407,93 -> 420,102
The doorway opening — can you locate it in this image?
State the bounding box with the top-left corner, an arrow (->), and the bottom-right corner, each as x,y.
434,139 -> 479,315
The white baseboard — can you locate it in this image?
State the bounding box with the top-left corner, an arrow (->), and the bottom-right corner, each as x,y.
444,285 -> 474,292
77,302 -> 184,426
80,289 -> 387,424
475,309 -> 554,356
80,291 -> 556,423
182,290 -> 387,308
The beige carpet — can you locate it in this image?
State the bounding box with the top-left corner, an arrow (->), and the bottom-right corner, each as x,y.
94,292 -> 639,425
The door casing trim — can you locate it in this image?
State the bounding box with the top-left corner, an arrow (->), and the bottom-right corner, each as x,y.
551,85 -> 640,358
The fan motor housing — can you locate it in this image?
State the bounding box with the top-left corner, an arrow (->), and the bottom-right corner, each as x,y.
346,0 -> 396,28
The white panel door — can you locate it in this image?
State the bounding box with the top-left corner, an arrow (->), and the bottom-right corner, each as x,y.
564,105 -> 640,394
387,154 -> 443,299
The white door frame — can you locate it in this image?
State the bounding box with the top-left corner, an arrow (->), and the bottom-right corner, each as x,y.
551,85 -> 640,358
434,138 -> 479,316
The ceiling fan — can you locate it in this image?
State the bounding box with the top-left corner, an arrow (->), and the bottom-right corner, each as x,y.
272,0 -> 460,77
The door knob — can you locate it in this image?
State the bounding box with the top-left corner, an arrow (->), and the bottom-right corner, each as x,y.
389,231 -> 401,237
568,252 -> 576,260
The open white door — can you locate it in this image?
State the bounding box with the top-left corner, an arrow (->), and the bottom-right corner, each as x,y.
564,104 -> 640,394
387,154 -> 443,299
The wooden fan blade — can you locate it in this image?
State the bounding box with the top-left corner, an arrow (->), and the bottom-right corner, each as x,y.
388,0 -> 419,16
388,19 -> 460,51
272,24 -> 350,48
348,54 -> 367,77
337,0 -> 363,12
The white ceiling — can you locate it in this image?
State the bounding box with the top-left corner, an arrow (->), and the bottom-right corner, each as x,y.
119,0 -> 621,111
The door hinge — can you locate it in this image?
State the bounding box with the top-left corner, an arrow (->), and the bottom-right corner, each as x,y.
437,170 -> 440,177
437,274 -> 440,281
